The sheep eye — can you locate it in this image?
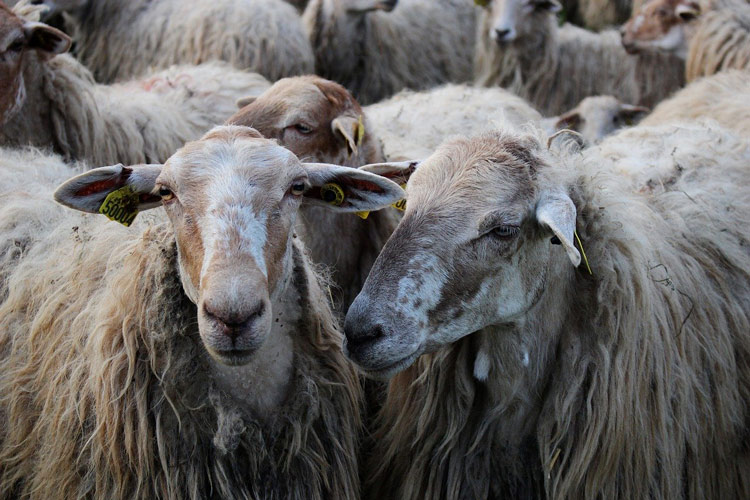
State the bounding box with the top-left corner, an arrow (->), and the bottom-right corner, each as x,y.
491,225 -> 520,239
7,39 -> 24,53
294,124 -> 313,134
290,182 -> 307,196
158,187 -> 175,201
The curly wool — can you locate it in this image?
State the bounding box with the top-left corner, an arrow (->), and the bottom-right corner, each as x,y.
0,203 -> 362,499
367,124 -> 750,499
64,0 -> 313,83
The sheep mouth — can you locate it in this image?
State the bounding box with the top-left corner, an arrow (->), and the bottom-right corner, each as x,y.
356,350 -> 421,380
208,348 -> 257,366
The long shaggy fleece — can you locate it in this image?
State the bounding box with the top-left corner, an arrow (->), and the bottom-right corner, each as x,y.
641,70 -> 750,136
62,0 -> 313,83
0,206 -> 361,499
367,124 -> 750,499
474,9 -> 684,114
1,47 -> 269,165
303,0 -> 476,104
685,0 -> 750,81
365,84 -> 542,161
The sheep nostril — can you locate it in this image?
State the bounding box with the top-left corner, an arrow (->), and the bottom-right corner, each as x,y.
494,28 -> 511,42
204,302 -> 265,339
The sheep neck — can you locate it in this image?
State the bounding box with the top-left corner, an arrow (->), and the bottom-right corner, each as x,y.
209,238 -> 303,418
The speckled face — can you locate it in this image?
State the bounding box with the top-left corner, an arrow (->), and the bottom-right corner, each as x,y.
344,133 -> 561,378
620,0 -> 697,57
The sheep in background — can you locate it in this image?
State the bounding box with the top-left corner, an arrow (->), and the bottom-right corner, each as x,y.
640,70 -> 750,136
475,0 -> 684,114
343,124 -> 750,499
31,0 -> 313,83
0,4 -> 270,165
567,0 -> 634,31
302,0 -> 476,104
0,126 -> 406,499
542,95 -> 650,144
621,0 -> 750,80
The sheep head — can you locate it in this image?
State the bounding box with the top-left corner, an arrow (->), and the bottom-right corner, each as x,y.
481,0 -> 561,44
546,96 -> 649,145
54,125 -> 404,366
0,4 -> 69,124
229,76 -> 380,167
620,0 -> 700,58
344,131 -> 582,379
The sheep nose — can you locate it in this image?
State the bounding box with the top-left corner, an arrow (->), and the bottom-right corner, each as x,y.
343,299 -> 387,362
203,301 -> 265,339
494,28 -> 512,42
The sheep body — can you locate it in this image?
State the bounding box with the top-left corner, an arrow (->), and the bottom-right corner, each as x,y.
686,0 -> 750,80
61,0 -> 313,83
365,84 -> 543,160
303,0 -> 476,104
363,123 -> 750,498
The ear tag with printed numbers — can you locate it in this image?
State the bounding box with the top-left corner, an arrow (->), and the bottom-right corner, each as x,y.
99,186 -> 139,227
355,183 -> 407,220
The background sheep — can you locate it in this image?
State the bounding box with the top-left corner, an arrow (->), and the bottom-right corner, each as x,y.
344,125 -> 750,498
302,0 -> 476,104
33,0 -> 313,83
542,95 -> 650,144
475,0 -> 685,114
569,0 -> 634,31
0,5 -> 270,165
0,126 -> 406,499
640,70 -> 750,136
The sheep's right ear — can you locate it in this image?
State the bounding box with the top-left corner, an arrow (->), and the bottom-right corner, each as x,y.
23,21 -> 71,59
533,0 -> 562,12
54,164 -> 163,225
535,190 -> 581,267
358,160 -> 420,186
675,0 -> 700,20
236,96 -> 257,109
554,110 -> 581,131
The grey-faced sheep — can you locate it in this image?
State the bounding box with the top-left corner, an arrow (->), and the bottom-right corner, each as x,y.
0,3 -> 270,166
302,0 -> 476,104
475,0 -> 685,114
32,0 -> 313,83
0,125 -> 407,499
542,95 -> 650,144
621,0 -> 750,81
343,124 -> 750,498
640,70 -> 750,136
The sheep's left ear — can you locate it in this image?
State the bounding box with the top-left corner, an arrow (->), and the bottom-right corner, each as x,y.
358,160 -> 420,186
302,163 -> 404,212
236,95 -> 257,109
332,114 -> 365,156
23,21 -> 71,59
533,0 -> 562,12
554,109 -> 582,131
536,190 -> 581,267
54,164 -> 164,226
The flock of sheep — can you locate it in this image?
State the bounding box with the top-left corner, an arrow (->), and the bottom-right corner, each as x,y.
0,0 -> 749,498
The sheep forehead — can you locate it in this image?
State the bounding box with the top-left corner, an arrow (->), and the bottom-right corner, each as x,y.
256,78 -> 346,127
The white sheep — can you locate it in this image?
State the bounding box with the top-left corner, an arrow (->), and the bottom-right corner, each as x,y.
343,123 -> 750,498
475,0 -> 685,115
0,4 -> 270,166
302,0 -> 477,104
33,0 -> 314,83
639,70 -> 750,136
542,95 -> 650,144
0,125 -> 406,499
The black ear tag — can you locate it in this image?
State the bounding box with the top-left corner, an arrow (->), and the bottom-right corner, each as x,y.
550,235 -> 561,245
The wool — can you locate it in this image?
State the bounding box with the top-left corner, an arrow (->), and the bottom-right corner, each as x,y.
686,0 -> 750,80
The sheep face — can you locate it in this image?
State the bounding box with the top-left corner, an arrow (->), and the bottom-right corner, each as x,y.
229,76 -> 374,167
483,0 -> 561,44
54,125 -> 404,367
620,0 -> 699,58
547,96 -> 649,144
0,6 -> 69,124
344,132 -> 581,378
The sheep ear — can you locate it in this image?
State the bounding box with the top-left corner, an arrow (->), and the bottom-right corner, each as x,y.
534,0 -> 562,12
358,160 -> 420,186
554,110 -> 581,131
236,95 -> 257,109
535,190 -> 581,267
23,21 -> 71,58
675,1 -> 700,20
301,162 -> 404,212
54,164 -> 163,226
618,104 -> 650,125
332,115 -> 365,156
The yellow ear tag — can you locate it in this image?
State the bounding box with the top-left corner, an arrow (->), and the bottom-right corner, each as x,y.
320,183 -> 345,206
356,115 -> 365,147
391,183 -> 407,211
474,0 -> 490,5
99,185 -> 139,227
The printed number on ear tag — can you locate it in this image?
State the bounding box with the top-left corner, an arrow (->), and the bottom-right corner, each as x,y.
320,183 -> 346,206
99,186 -> 139,227
391,183 -> 407,211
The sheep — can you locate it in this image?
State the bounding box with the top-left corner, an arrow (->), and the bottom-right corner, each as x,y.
640,70 -> 750,136
29,0 -> 313,83
569,0 -> 634,31
302,0 -> 476,104
364,84 -> 543,161
0,3 -> 270,166
475,0 -> 685,115
0,125 -> 407,499
621,0 -> 750,81
542,95 -> 650,144
342,124 -> 750,498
